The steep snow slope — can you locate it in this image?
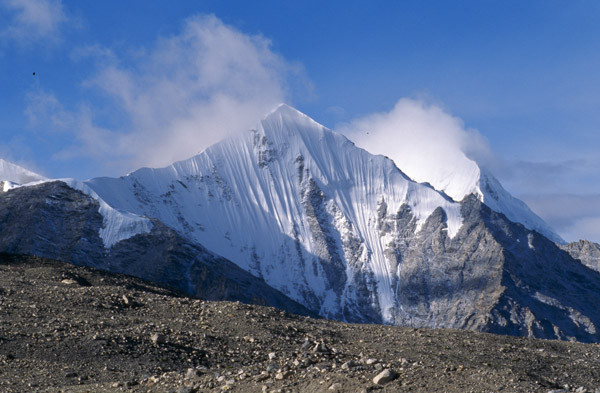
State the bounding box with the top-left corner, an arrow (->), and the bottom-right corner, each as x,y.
86,104 -> 464,322
0,158 -> 46,191
476,170 -> 564,243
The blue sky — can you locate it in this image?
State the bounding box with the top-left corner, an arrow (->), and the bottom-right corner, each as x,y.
1,0 -> 599,242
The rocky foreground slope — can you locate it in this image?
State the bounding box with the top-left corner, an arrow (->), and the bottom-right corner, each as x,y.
1,254 -> 600,393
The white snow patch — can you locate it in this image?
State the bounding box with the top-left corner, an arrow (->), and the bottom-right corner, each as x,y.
527,233 -> 535,250
61,179 -> 153,248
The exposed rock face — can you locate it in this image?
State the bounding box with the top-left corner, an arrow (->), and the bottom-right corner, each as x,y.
561,240 -> 600,272
370,194 -> 600,342
0,181 -> 314,317
0,180 -> 106,266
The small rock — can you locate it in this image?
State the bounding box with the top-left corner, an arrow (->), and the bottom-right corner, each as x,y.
342,360 -> 357,370
301,337 -> 312,350
150,333 -> 166,345
268,352 -> 277,360
329,382 -> 342,391
373,369 -> 398,385
256,372 -> 270,382
185,368 -> 202,379
65,372 -> 78,378
176,386 -> 195,393
313,342 -> 329,353
365,358 -> 378,365
275,370 -> 291,380
61,279 -> 77,285
266,363 -> 279,373
125,380 -> 138,387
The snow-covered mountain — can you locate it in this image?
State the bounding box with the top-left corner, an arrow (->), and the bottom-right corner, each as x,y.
3,104 -> 600,341
73,104 -> 600,340
85,104 -> 465,322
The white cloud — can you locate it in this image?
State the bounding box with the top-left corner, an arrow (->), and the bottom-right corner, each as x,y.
0,0 -> 67,45
26,14 -> 308,174
340,98 -> 494,201
25,90 -> 71,128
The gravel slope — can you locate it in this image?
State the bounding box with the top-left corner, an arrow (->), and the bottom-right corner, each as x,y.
1,253 -> 600,393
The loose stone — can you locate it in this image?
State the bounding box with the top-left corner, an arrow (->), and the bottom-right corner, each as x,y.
373,369 -> 398,385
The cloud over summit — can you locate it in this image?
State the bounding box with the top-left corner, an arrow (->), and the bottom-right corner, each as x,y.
340,98 -> 493,201
26,14 -> 306,175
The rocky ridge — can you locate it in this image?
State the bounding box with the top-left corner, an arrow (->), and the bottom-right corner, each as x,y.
562,240 -> 600,272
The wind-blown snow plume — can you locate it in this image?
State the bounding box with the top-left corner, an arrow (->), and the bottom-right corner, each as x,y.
340,98 -> 564,243
340,98 -> 493,202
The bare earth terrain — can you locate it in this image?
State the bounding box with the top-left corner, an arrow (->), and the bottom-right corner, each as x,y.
1,254 -> 600,393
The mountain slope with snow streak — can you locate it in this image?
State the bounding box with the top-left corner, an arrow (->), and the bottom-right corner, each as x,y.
86,104 -> 465,323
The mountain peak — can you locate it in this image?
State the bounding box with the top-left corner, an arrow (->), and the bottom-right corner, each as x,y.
261,103 -> 325,134
264,103 -> 306,120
